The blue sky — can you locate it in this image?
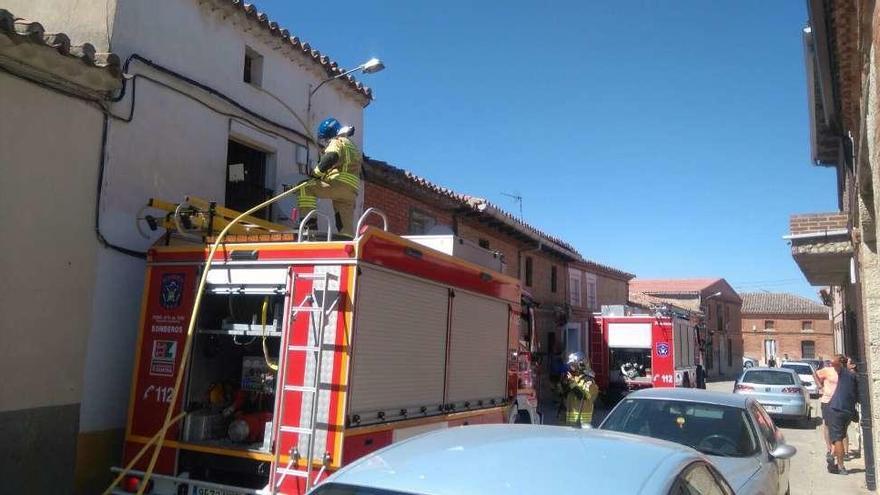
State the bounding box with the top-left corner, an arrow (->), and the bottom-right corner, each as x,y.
261,1 -> 836,299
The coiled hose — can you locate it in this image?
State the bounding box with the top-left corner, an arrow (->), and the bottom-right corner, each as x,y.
104,181 -> 308,495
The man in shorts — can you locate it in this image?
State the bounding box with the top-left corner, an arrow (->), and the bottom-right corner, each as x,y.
826,354 -> 859,474
816,355 -> 839,466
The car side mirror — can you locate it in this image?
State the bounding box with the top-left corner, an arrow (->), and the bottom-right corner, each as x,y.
770,443 -> 796,460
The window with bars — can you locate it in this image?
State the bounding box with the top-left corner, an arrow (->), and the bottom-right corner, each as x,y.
764,320 -> 775,331
801,340 -> 816,359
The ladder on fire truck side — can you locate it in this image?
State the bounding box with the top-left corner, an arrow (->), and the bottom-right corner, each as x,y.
271,270 -> 340,493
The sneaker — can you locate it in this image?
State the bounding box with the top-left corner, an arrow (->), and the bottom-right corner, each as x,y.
828,465 -> 840,474
826,453 -> 836,472
837,467 -> 849,476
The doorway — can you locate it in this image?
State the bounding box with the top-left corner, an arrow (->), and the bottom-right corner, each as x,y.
226,140 -> 271,219
763,339 -> 778,365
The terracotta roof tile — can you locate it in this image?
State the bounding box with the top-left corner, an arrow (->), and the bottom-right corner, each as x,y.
629,292 -> 699,313
0,9 -> 122,79
630,278 -> 722,295
222,0 -> 371,100
741,292 -> 829,316
364,157 -> 633,272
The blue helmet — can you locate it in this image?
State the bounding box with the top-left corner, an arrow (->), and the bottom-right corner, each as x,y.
317,117 -> 341,140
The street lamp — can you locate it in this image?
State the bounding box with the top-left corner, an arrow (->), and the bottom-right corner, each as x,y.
305,57 -> 385,164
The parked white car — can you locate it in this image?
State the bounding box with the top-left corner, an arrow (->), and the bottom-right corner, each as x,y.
600,388 -> 795,495
743,356 -> 759,368
781,361 -> 821,398
307,425 -> 736,495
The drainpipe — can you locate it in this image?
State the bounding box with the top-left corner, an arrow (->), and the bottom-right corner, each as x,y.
859,364 -> 876,490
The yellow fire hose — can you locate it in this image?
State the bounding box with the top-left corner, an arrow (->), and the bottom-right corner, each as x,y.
102,412 -> 186,495
105,182 -> 308,495
262,296 -> 279,371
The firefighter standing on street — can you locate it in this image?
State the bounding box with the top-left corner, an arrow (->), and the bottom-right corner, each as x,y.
559,351 -> 599,428
297,117 -> 362,237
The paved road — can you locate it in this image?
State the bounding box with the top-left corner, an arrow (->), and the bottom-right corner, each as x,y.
706,381 -> 871,494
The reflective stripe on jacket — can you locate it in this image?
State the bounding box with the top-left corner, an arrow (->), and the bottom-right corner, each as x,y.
315,137 -> 361,189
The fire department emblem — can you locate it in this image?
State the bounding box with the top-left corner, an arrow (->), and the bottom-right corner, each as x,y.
656,342 -> 670,357
159,273 -> 185,309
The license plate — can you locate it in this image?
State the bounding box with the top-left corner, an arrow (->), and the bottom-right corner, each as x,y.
764,405 -> 782,413
194,487 -> 244,495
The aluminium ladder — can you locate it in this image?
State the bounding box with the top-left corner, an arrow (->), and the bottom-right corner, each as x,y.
271,270 -> 340,494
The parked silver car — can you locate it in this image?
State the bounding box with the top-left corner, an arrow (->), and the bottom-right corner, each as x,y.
734,367 -> 812,425
599,388 -> 795,495
307,424 -> 735,495
780,361 -> 821,398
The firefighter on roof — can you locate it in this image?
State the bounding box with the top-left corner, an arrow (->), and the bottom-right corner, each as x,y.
559,351 -> 599,428
297,117 -> 362,237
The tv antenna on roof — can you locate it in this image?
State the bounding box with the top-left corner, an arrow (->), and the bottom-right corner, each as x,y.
501,192 -> 523,221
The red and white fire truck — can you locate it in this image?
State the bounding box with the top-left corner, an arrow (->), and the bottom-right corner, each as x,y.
115,205 -> 539,495
589,314 -> 700,397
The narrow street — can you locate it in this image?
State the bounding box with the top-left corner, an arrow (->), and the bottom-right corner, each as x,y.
705,381 -> 871,494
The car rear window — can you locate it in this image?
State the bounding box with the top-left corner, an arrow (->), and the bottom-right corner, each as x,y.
782,364 -> 814,375
742,370 -> 795,385
600,398 -> 760,458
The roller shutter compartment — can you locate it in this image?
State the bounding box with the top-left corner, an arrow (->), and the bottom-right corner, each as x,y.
348,266 -> 449,422
446,290 -> 509,408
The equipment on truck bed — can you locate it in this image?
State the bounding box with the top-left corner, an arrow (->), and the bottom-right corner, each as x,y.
112,197 -> 534,495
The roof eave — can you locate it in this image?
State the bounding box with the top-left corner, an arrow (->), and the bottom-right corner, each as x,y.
473,203 -> 580,260
212,0 -> 372,102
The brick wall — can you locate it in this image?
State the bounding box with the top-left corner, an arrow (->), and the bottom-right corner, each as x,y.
741,315 -> 835,363
521,251 -> 566,306
595,272 -> 628,308
456,220 -> 521,278
789,213 -> 848,235
703,298 -> 743,376
362,182 -> 454,235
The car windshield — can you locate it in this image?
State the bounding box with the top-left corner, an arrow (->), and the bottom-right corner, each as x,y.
310,483 -> 413,495
782,364 -> 814,375
601,398 -> 760,458
743,370 -> 795,385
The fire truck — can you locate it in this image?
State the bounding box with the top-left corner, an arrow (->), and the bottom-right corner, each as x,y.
114,202 -> 539,495
589,313 -> 699,399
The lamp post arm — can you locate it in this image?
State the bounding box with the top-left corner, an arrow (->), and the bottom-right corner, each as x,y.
309,66 -> 363,98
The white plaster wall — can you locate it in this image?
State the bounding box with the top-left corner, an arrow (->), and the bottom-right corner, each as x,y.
4,0 -> 116,51
0,73 -> 102,412
76,0 -> 367,431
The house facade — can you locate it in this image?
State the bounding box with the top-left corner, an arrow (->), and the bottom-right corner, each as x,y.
740,292 -> 834,364
0,10 -> 123,493
567,260 -> 635,359
3,1 -> 374,492
789,0 -> 879,486
630,278 -> 744,378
